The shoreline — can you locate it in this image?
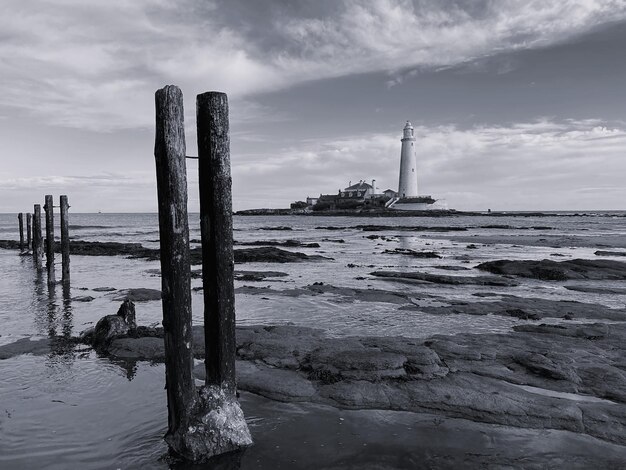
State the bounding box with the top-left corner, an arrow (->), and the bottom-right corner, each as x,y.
2,317 -> 625,467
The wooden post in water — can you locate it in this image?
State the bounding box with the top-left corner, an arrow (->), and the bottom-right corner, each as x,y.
18,213 -> 24,251
60,195 -> 70,283
197,92 -> 237,392
33,204 -> 43,268
44,195 -> 55,284
196,90 -> 252,454
154,85 -> 197,456
26,213 -> 32,250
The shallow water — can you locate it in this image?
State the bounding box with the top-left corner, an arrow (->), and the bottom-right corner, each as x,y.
1,212 -> 625,468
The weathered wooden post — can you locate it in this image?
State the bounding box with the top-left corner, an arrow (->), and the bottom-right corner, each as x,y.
197,92 -> 238,391
60,195 -> 70,283
33,204 -> 43,268
18,213 -> 24,251
153,86 -> 251,462
26,213 -> 32,250
154,85 -> 198,457
44,195 -> 55,284
196,90 -> 252,449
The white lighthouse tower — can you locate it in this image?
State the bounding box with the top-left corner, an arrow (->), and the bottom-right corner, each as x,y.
398,121 -> 418,198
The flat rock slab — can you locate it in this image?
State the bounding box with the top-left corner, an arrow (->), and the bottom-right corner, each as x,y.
372,270 -> 518,287
112,288 -> 162,302
235,240 -> 320,248
108,337 -> 165,360
0,338 -> 51,359
477,258 -> 626,280
233,247 -> 330,263
235,283 -> 426,306
234,271 -> 289,282
564,285 -> 626,295
88,322 -> 626,446
418,293 -> 626,321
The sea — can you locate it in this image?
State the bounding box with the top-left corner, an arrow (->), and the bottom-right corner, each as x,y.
1,211 -> 625,468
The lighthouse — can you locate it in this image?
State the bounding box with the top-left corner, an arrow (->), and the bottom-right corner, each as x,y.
398,121 -> 418,198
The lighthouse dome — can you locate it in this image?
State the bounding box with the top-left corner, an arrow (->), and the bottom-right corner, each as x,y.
402,120 -> 414,139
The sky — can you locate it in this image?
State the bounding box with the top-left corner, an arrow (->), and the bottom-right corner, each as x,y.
1,0 -> 626,212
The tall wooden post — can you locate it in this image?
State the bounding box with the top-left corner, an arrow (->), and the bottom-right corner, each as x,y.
196,92 -> 237,393
60,195 -> 70,283
18,213 -> 24,251
195,91 -> 252,457
26,213 -> 32,250
44,195 -> 55,285
33,204 -> 43,268
154,85 -> 197,454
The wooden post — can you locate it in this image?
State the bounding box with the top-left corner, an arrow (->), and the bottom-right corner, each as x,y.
18,213 -> 24,251
196,92 -> 237,393
154,85 -> 197,453
33,204 -> 43,268
44,195 -> 55,285
60,195 -> 70,283
26,213 -> 32,250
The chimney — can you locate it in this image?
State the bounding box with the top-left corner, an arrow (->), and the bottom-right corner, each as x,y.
372,179 -> 376,190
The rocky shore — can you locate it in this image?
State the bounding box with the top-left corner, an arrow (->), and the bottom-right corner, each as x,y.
2,302 -> 625,454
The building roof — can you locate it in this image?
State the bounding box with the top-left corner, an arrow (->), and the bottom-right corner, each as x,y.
344,181 -> 373,191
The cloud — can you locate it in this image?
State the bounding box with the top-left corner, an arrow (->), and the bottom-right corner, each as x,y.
3,117 -> 624,212
231,118 -> 626,210
1,0 -> 625,130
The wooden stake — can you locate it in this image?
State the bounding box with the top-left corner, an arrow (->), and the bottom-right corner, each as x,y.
196,92 -> 237,393
44,195 -> 55,285
18,213 -> 24,251
33,204 -> 43,268
26,213 -> 32,250
154,85 -> 196,448
60,195 -> 70,283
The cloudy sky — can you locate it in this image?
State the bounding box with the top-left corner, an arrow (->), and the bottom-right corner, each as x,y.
1,0 -> 626,212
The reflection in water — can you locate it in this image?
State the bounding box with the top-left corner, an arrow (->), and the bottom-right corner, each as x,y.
29,266 -> 78,368
110,358 -> 139,381
61,281 -> 73,339
168,448 -> 244,470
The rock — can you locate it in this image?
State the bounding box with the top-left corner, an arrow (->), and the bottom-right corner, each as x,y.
564,285 -> 626,295
232,361 -> 317,401
382,248 -> 441,258
512,323 -> 610,340
236,240 -> 320,248
371,270 -> 517,287
477,259 -> 626,280
233,271 -> 288,282
233,247 -> 330,263
113,288 -> 161,302
356,225 -> 468,232
595,250 -> 626,257
418,294 -> 626,321
72,295 -> 95,302
93,287 -> 116,292
85,319 -> 626,445
67,240 -> 159,260
92,300 -> 137,349
167,385 -> 252,462
108,336 -> 165,359
258,226 -> 292,231
0,337 -> 50,359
